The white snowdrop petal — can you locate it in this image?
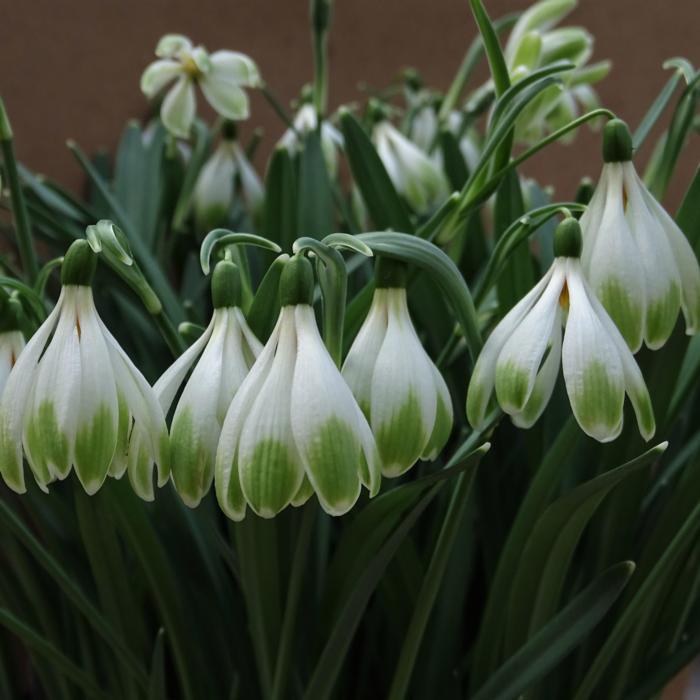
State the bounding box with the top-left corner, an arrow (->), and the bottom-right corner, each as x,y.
231,143 -> 264,211
161,76 -> 196,139
622,162 -> 681,349
140,59 -> 181,98
585,163 -> 645,351
0,332 -> 24,396
233,307 -> 263,359
72,288 -> 118,494
369,289 -> 437,477
200,76 -> 249,121
153,318 -> 215,413
0,294 -> 63,492
495,263 -> 565,414
562,260 -> 625,442
467,266 -> 554,429
238,308 -> 303,518
579,163 -> 610,270
209,50 -> 260,86
341,289 -> 389,417
291,305 -> 366,515
216,315 -> 281,521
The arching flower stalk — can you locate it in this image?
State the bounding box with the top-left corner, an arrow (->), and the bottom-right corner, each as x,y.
154,261 -> 262,507
467,217 -> 655,443
0,240 -> 169,495
581,118 -> 700,351
140,34 -> 260,138
215,255 -> 380,520
342,258 -> 453,476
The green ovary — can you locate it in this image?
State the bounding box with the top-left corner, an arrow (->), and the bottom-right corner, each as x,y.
240,438 -> 302,518
598,279 -> 643,350
376,390 -> 426,477
572,361 -> 624,439
74,404 -> 118,494
170,409 -> 214,507
24,401 -> 70,484
644,283 -> 680,349
304,416 -> 360,513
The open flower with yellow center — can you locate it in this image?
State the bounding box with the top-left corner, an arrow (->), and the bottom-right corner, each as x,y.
140,34 -> 260,138
0,241 -> 169,496
467,217 -> 655,443
342,258 -> 453,477
581,119 -> 700,351
215,255 -> 380,520
154,261 -> 262,507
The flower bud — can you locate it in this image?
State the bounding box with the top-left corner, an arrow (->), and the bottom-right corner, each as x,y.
553,217 -> 583,258
61,240 -> 97,287
602,118 -> 634,163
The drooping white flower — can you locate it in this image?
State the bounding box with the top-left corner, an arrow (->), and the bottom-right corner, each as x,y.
140,34 -> 260,139
372,119 -> 450,212
215,256 -> 380,520
467,218 -> 655,443
278,103 -> 344,176
581,119 -> 700,351
193,136 -> 264,229
342,259 -> 453,476
0,241 -> 169,495
154,261 -> 262,507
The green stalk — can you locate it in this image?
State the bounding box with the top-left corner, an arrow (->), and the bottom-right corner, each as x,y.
0,97 -> 39,283
386,467 -> 478,700
153,310 -> 186,357
271,504 -> 316,700
311,0 -> 332,117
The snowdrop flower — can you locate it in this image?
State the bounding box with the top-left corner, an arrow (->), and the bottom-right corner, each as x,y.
141,34 -> 260,139
372,118 -> 449,212
467,217 -> 655,443
154,261 -> 262,507
278,102 -> 343,176
193,128 -> 264,230
581,119 -> 700,351
0,241 -> 169,495
342,258 -> 453,476
215,255 -> 380,520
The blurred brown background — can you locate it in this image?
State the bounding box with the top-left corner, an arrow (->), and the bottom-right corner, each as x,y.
1,0 -> 699,207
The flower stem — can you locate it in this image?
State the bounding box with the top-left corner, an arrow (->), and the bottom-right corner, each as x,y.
0,97 -> 39,284
311,0 -> 332,118
153,310 -> 186,357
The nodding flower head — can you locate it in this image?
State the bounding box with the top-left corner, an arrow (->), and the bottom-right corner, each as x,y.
154,261 -> 262,507
0,240 -> 169,496
580,118 -> 700,351
372,118 -> 449,213
467,217 -> 655,443
141,34 -> 260,139
342,258 -> 453,477
215,255 -> 380,520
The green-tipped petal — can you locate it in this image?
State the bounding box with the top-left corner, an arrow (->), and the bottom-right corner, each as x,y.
140,59 -> 181,98
421,363 -> 454,460
200,76 -> 250,121
563,261 -> 625,442
495,263 -> 564,414
585,163 -> 645,351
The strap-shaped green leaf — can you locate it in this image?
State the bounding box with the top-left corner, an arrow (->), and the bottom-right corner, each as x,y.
356,231 -> 482,360
339,109 -> 414,233
297,129 -> 335,238
471,562 -> 635,700
264,146 -> 299,252
246,253 -> 290,342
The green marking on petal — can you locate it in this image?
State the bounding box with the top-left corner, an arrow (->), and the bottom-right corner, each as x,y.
170,408 -> 213,508
24,401 -> 69,484
376,390 -> 426,477
218,448 -> 247,521
304,416 -> 361,515
570,360 -> 624,441
645,283 -> 680,349
0,423 -> 24,493
422,393 -> 453,460
495,361 -> 532,414
466,374 -> 490,430
74,404 -> 118,495
628,382 -> 656,441
109,393 -> 131,478
598,278 -> 643,351
128,439 -> 154,501
291,475 -> 314,507
240,438 -> 301,518
157,430 -> 171,484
